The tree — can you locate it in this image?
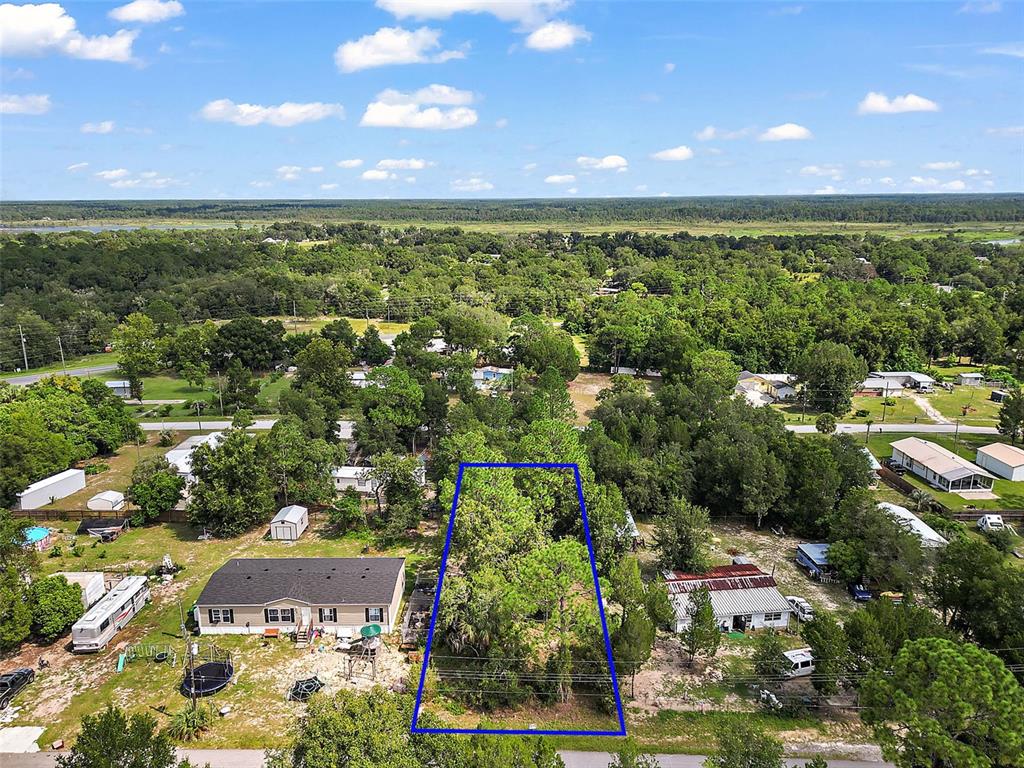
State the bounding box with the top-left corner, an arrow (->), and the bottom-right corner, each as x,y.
128,456 -> 185,525
815,412 -> 837,434
293,336 -> 353,407
357,366 -> 425,454
861,638 -> 1024,768
114,313 -> 161,399
801,612 -> 848,694
326,488 -> 365,531
210,316 -> 285,371
187,428 -> 276,536
795,341 -> 868,416
57,706 -> 177,768
29,575 -> 84,642
439,304 -> 508,354
320,318 -> 358,352
355,326 -> 392,365
0,566 -> 32,650
680,585 -> 719,665
609,738 -> 661,768
703,719 -> 785,768
222,359 -> 259,412
510,314 -> 580,380
752,630 -> 789,682
264,417 -> 337,506
368,451 -> 425,539
997,387 -> 1024,444
654,498 -> 711,572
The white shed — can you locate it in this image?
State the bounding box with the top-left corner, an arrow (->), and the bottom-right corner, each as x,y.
104,380 -> 132,398
55,572 -> 107,608
270,505 -> 309,540
976,443 -> 1024,481
956,372 -> 984,386
17,468 -> 86,510
87,490 -> 126,511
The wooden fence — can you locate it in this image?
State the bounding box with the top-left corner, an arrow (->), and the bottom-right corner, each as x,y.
15,507 -> 190,523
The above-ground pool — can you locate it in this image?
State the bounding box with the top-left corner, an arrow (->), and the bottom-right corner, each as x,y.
23,527 -> 52,549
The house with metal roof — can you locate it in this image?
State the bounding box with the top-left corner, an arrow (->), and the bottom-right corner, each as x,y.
795,543 -> 833,580
164,432 -> 224,484
878,502 -> 947,548
869,371 -> 936,390
196,557 -> 406,636
976,442 -> 1024,481
104,380 -> 132,398
890,437 -> 995,493
664,564 -> 793,633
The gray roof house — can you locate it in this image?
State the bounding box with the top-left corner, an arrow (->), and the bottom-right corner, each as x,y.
195,557 -> 406,636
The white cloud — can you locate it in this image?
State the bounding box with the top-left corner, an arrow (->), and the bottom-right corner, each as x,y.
909,175 -> 968,191
334,26 -> 463,73
567,187 -> 578,194
320,183 -> 339,191
200,99 -> 344,127
857,91 -> 939,114
859,159 -> 893,168
958,0 -> 1001,12
337,159 -> 363,168
986,125 -> 1024,137
758,122 -> 813,141
95,168 -> 130,180
942,179 -> 967,190
523,162 -> 538,172
307,166 -> 324,173
634,184 -> 648,192
544,174 -> 575,183
81,120 -> 114,134
377,157 -> 432,169
922,160 -> 961,170
360,84 -> 477,130
800,164 -> 843,180
525,21 -> 590,50
376,1 -> 569,27
981,43 -> 1024,58
651,145 -> 694,161
857,177 -> 872,185
0,92 -> 50,114
276,165 -> 303,181
813,185 -> 840,195
250,180 -> 272,188
451,177 -> 494,191
664,62 -> 675,74
963,168 -> 991,177
362,169 -> 397,181
109,0 -> 184,23
577,154 -> 627,171
879,176 -> 896,186
495,117 -> 508,128
66,161 -> 88,171
0,3 -> 137,62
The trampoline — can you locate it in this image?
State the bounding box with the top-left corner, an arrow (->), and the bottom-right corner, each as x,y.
180,645 -> 234,698
288,676 -> 325,702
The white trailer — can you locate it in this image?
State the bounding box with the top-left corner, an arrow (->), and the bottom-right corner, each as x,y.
783,648 -> 816,679
71,576 -> 150,652
55,572 -> 107,608
17,469 -> 86,510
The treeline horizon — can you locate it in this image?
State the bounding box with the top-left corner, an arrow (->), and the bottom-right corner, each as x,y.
2,194 -> 1023,224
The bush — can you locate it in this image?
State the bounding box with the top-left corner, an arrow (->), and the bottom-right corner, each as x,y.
85,462 -> 109,475
29,575 -> 83,641
157,429 -> 175,447
854,409 -> 870,418
984,527 -> 1015,554
166,704 -> 214,742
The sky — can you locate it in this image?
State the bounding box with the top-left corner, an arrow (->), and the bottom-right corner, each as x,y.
1,0 -> 1022,200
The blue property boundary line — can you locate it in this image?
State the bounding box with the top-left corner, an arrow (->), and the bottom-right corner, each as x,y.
410,462 -> 628,737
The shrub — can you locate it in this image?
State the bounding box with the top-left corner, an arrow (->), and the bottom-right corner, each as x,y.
29,575 -> 83,641
166,704 -> 215,742
157,429 -> 175,447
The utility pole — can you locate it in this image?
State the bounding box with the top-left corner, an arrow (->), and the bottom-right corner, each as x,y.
195,401 -> 203,431
292,300 -> 298,333
18,324 -> 28,371
57,335 -> 67,375
953,418 -> 961,453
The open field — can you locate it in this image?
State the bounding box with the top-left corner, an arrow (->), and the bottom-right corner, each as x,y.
923,386 -> 1002,426
773,394 -> 933,426
865,432 -> 1024,510
0,352 -> 119,380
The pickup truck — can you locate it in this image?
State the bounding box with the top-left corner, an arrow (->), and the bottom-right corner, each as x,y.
0,668 -> 35,710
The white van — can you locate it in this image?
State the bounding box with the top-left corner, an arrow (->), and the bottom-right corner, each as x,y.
978,514 -> 1005,532
783,648 -> 815,679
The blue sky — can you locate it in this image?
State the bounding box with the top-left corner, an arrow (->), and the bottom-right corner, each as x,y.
1,0 -> 1022,200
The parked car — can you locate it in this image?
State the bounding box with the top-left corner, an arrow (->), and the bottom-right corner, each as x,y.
785,595 -> 815,621
883,458 -> 907,475
0,668 -> 35,710
848,583 -> 872,602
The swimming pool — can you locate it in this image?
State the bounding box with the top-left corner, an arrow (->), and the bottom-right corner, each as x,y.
24,526 -> 51,544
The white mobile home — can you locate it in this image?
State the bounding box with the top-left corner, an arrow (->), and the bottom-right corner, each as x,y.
878,502 -> 947,548
17,469 -> 86,510
869,371 -> 936,391
956,372 -> 984,386
164,432 -> 224,483
104,380 -> 132,398
270,505 -> 309,541
975,443 -> 1024,481
87,490 -> 125,512
55,572 -> 107,608
665,564 -> 793,633
889,437 -> 995,493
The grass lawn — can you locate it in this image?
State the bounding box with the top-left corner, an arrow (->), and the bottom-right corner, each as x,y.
773,394 -> 931,425
12,520 -> 432,747
866,432 -> 1024,510
0,351 -> 118,378
251,315 -> 412,337
923,386 -> 1002,426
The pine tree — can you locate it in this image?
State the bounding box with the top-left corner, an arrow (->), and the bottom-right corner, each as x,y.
681,586 -> 720,665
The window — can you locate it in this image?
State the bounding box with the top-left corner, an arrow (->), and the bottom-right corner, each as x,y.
366,607 -> 384,623
764,612 -> 783,622
319,608 -> 337,623
264,608 -> 294,623
208,609 -> 234,624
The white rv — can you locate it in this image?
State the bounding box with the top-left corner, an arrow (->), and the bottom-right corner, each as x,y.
783,648 -> 816,679
71,576 -> 150,652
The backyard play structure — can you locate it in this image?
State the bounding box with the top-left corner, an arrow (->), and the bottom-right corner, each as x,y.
181,644 -> 235,698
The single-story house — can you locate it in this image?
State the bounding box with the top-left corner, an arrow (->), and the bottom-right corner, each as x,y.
956,372 -> 984,386
664,564 -> 793,633
472,365 -> 514,389
336,420 -> 355,441
976,442 -> 1024,481
87,490 -> 125,512
332,464 -> 426,495
610,365 -> 662,378
104,380 -> 132,398
425,338 -> 449,355
991,390 -> 1011,404
878,502 -> 947,548
735,372 -> 798,404
890,437 -> 995,492
23,526 -> 55,552
77,517 -> 129,540
869,371 -> 936,391
55,572 -> 106,608
164,432 -> 224,483
17,468 -> 87,510
195,557 -> 406,636
862,448 -> 882,488
857,377 -> 903,397
795,543 -> 834,580
270,505 -> 309,541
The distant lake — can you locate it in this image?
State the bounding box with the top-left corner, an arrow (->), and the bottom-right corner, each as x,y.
0,223 -> 236,234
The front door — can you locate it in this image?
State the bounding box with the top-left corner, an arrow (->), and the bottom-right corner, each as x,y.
300,606 -> 311,627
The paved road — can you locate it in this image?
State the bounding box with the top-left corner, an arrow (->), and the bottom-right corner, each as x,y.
1,363 -> 117,386
139,420 -> 356,437
0,749 -> 892,768
786,422 -> 998,435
